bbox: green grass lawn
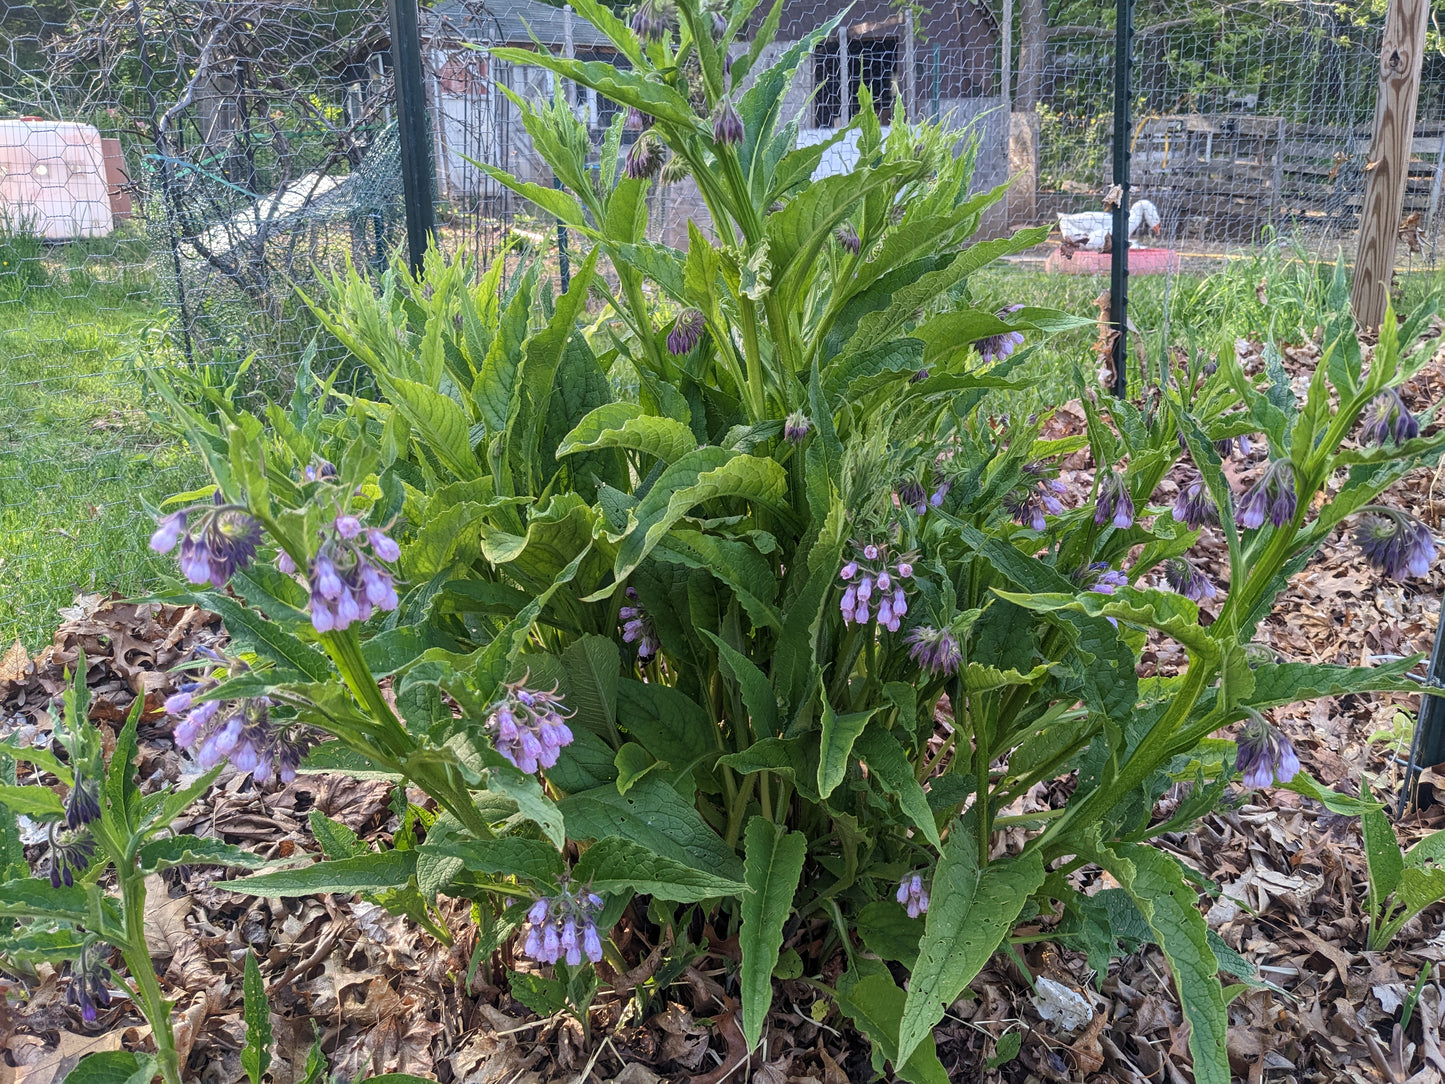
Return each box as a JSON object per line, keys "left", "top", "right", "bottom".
{"left": 0, "top": 231, "right": 203, "bottom": 648}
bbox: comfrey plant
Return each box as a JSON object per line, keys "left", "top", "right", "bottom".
{"left": 0, "top": 661, "right": 267, "bottom": 1084}
{"left": 46, "top": 9, "right": 1445, "bottom": 1082}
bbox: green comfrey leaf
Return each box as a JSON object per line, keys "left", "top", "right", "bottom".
{"left": 656, "top": 532, "right": 783, "bottom": 631}
{"left": 0, "top": 877, "right": 89, "bottom": 923}
{"left": 558, "top": 775, "right": 743, "bottom": 881}
{"left": 556, "top": 402, "right": 698, "bottom": 465}
{"left": 138, "top": 836, "right": 266, "bottom": 874}
{"left": 897, "top": 827, "right": 1044, "bottom": 1065}
{"left": 508, "top": 969, "right": 568, "bottom": 1018}
{"left": 996, "top": 586, "right": 1217, "bottom": 660}
{"left": 422, "top": 835, "right": 566, "bottom": 885}
{"left": 308, "top": 809, "right": 369, "bottom": 860}
{"left": 817, "top": 702, "right": 877, "bottom": 800}
{"left": 854, "top": 725, "right": 942, "bottom": 849}
{"left": 0, "top": 783, "right": 64, "bottom": 819}
{"left": 718, "top": 737, "right": 820, "bottom": 802}
{"left": 856, "top": 899, "right": 925, "bottom": 967}
{"left": 61, "top": 1052, "right": 157, "bottom": 1084}
{"left": 614, "top": 743, "right": 661, "bottom": 794}
{"left": 573, "top": 836, "right": 746, "bottom": 902}
{"left": 739, "top": 818, "right": 807, "bottom": 1050}
{"left": 836, "top": 970, "right": 951, "bottom": 1084}
{"left": 608, "top": 448, "right": 789, "bottom": 585}
{"left": 233, "top": 850, "right": 418, "bottom": 898}
{"left": 242, "top": 951, "right": 272, "bottom": 1084}
{"left": 560, "top": 635, "right": 621, "bottom": 743}
{"left": 1099, "top": 843, "right": 1229, "bottom": 1084}
{"left": 489, "top": 48, "right": 700, "bottom": 128}
{"left": 700, "top": 631, "right": 780, "bottom": 737}
{"left": 1361, "top": 782, "right": 1405, "bottom": 907}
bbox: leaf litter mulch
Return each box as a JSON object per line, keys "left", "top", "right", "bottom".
{"left": 2, "top": 337, "right": 1445, "bottom": 1083}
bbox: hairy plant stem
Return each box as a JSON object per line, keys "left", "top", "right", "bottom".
{"left": 724, "top": 772, "right": 758, "bottom": 850}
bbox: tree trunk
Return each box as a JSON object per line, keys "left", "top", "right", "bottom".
{"left": 1009, "top": 0, "right": 1045, "bottom": 225}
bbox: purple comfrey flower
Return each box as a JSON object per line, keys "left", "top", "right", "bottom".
{"left": 929, "top": 479, "right": 951, "bottom": 508}
{"left": 303, "top": 461, "right": 337, "bottom": 482}
{"left": 1214, "top": 434, "right": 1252, "bottom": 459}
{"left": 974, "top": 305, "right": 1026, "bottom": 363}
{"left": 487, "top": 677, "right": 575, "bottom": 774}
{"left": 521, "top": 883, "right": 606, "bottom": 967}
{"left": 712, "top": 98, "right": 743, "bottom": 146}
{"left": 276, "top": 549, "right": 298, "bottom": 576}
{"left": 619, "top": 587, "right": 660, "bottom": 662}
{"left": 66, "top": 946, "right": 112, "bottom": 1024}
{"left": 784, "top": 411, "right": 811, "bottom": 444}
{"left": 896, "top": 873, "right": 930, "bottom": 919}
{"left": 151, "top": 500, "right": 263, "bottom": 589}
{"left": 905, "top": 626, "right": 961, "bottom": 676}
{"left": 1355, "top": 509, "right": 1436, "bottom": 580}
{"left": 47, "top": 825, "right": 96, "bottom": 889}
{"left": 334, "top": 514, "right": 362, "bottom": 539}
{"left": 839, "top": 543, "right": 914, "bottom": 631}
{"left": 629, "top": 0, "right": 673, "bottom": 39}
{"left": 1236, "top": 460, "right": 1297, "bottom": 530}
{"left": 834, "top": 223, "right": 861, "bottom": 256}
{"left": 1172, "top": 476, "right": 1217, "bottom": 528}
{"left": 65, "top": 769, "right": 101, "bottom": 830}
{"left": 306, "top": 518, "right": 402, "bottom": 634}
{"left": 911, "top": 368, "right": 930, "bottom": 383}
{"left": 624, "top": 106, "right": 653, "bottom": 130}
{"left": 1234, "top": 715, "right": 1300, "bottom": 789}
{"left": 1094, "top": 470, "right": 1134, "bottom": 530}
{"left": 898, "top": 478, "right": 928, "bottom": 514}
{"left": 667, "top": 309, "right": 706, "bottom": 356}
{"left": 1361, "top": 389, "right": 1420, "bottom": 446}
{"left": 1084, "top": 563, "right": 1129, "bottom": 596}
{"left": 1005, "top": 461, "right": 1066, "bottom": 531}
{"left": 624, "top": 132, "right": 662, "bottom": 180}
{"left": 167, "top": 655, "right": 309, "bottom": 785}
{"left": 1163, "top": 557, "right": 1216, "bottom": 601}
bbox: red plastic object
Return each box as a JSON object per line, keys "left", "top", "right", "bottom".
{"left": 1044, "top": 247, "right": 1182, "bottom": 275}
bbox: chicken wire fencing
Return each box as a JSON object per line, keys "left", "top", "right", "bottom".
{"left": 0, "top": 0, "right": 1440, "bottom": 642}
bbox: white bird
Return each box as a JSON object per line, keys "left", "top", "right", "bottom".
{"left": 1056, "top": 199, "right": 1162, "bottom": 253}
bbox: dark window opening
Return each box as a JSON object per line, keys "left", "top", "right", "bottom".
{"left": 812, "top": 38, "right": 899, "bottom": 127}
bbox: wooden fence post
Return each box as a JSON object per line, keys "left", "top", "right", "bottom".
{"left": 1350, "top": 0, "right": 1429, "bottom": 330}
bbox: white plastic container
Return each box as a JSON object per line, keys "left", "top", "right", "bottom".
{"left": 0, "top": 118, "right": 115, "bottom": 240}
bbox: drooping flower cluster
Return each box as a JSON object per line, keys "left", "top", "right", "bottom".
{"left": 521, "top": 883, "right": 606, "bottom": 966}
{"left": 838, "top": 543, "right": 914, "bottom": 631}
{"left": 1214, "top": 434, "right": 1252, "bottom": 459}
{"left": 896, "top": 873, "right": 930, "bottom": 918}
{"left": 1163, "top": 557, "right": 1216, "bottom": 601}
{"left": 1361, "top": 389, "right": 1419, "bottom": 446}
{"left": 712, "top": 98, "right": 743, "bottom": 145}
{"left": 1003, "top": 461, "right": 1066, "bottom": 531}
{"left": 1236, "top": 460, "right": 1297, "bottom": 530}
{"left": 1172, "top": 476, "right": 1218, "bottom": 528}
{"left": 485, "top": 678, "right": 575, "bottom": 774}
{"left": 624, "top": 132, "right": 663, "bottom": 180}
{"left": 48, "top": 825, "right": 96, "bottom": 888}
{"left": 65, "top": 769, "right": 100, "bottom": 830}
{"left": 905, "top": 626, "right": 961, "bottom": 676}
{"left": 1234, "top": 716, "right": 1300, "bottom": 789}
{"left": 624, "top": 106, "right": 653, "bottom": 130}
{"left": 619, "top": 587, "right": 660, "bottom": 662}
{"left": 783, "top": 411, "right": 811, "bottom": 444}
{"left": 667, "top": 309, "right": 706, "bottom": 356}
{"left": 974, "top": 305, "right": 1025, "bottom": 363}
{"left": 834, "top": 222, "right": 861, "bottom": 256}
{"left": 1094, "top": 470, "right": 1134, "bottom": 530}
{"left": 897, "top": 473, "right": 949, "bottom": 515}
{"left": 1355, "top": 510, "right": 1436, "bottom": 580}
{"left": 304, "top": 514, "right": 401, "bottom": 634}
{"left": 629, "top": 0, "right": 674, "bottom": 39}
{"left": 150, "top": 497, "right": 263, "bottom": 589}
{"left": 165, "top": 656, "right": 309, "bottom": 784}
{"left": 66, "top": 945, "right": 113, "bottom": 1023}
{"left": 1083, "top": 563, "right": 1129, "bottom": 596}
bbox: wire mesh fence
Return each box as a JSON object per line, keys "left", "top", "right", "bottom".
{"left": 0, "top": 0, "right": 1442, "bottom": 643}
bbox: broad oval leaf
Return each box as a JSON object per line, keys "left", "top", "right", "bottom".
{"left": 573, "top": 836, "right": 746, "bottom": 901}
{"left": 556, "top": 403, "right": 698, "bottom": 464}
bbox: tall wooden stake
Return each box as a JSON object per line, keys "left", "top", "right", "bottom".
{"left": 1350, "top": 0, "right": 1428, "bottom": 330}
